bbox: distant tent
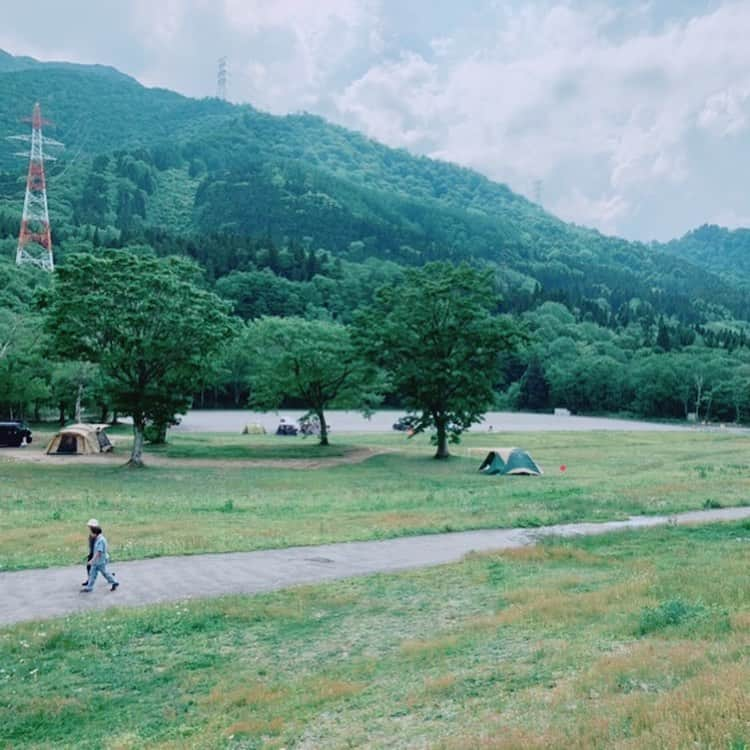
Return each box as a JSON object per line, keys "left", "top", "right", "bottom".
{"left": 478, "top": 448, "right": 542, "bottom": 476}
{"left": 45, "top": 424, "right": 113, "bottom": 455}
{"left": 242, "top": 423, "right": 267, "bottom": 435}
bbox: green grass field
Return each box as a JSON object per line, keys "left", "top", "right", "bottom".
{"left": 2, "top": 522, "right": 749, "bottom": 749}
{"left": 2, "top": 430, "right": 750, "bottom": 570}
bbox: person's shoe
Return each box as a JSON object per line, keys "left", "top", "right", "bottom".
{"left": 81, "top": 581, "right": 89, "bottom": 586}
{"left": 110, "top": 582, "right": 119, "bottom": 591}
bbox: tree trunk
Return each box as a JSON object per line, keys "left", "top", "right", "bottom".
{"left": 111, "top": 411, "right": 119, "bottom": 426}
{"left": 128, "top": 418, "right": 146, "bottom": 467}
{"left": 694, "top": 375, "right": 704, "bottom": 421}
{"left": 74, "top": 383, "right": 83, "bottom": 422}
{"left": 703, "top": 393, "right": 713, "bottom": 423}
{"left": 434, "top": 416, "right": 450, "bottom": 459}
{"left": 150, "top": 421, "right": 168, "bottom": 444}
{"left": 99, "top": 403, "right": 108, "bottom": 423}
{"left": 34, "top": 402, "right": 41, "bottom": 423}
{"left": 316, "top": 409, "right": 329, "bottom": 446}
{"left": 58, "top": 402, "right": 66, "bottom": 426}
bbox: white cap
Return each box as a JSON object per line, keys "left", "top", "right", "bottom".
{"left": 86, "top": 518, "right": 99, "bottom": 527}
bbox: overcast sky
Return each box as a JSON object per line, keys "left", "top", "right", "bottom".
{"left": 2, "top": 0, "right": 749, "bottom": 241}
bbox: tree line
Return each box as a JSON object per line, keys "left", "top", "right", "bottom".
{"left": 5, "top": 248, "right": 750, "bottom": 469}
{"left": 30, "top": 253, "right": 523, "bottom": 463}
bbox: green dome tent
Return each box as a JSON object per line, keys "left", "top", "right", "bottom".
{"left": 478, "top": 448, "right": 542, "bottom": 476}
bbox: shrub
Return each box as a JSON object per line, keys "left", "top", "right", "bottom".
{"left": 638, "top": 598, "right": 704, "bottom": 636}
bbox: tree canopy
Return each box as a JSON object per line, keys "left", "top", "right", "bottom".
{"left": 4, "top": 53, "right": 750, "bottom": 433}
{"left": 246, "top": 316, "right": 383, "bottom": 445}
{"left": 355, "top": 262, "right": 527, "bottom": 458}
{"left": 45, "top": 251, "right": 233, "bottom": 465}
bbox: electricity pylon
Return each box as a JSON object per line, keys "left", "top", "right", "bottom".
{"left": 217, "top": 57, "right": 228, "bottom": 101}
{"left": 7, "top": 103, "right": 63, "bottom": 271}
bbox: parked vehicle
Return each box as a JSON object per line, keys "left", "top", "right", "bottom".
{"left": 392, "top": 415, "right": 419, "bottom": 431}
{"left": 299, "top": 416, "right": 321, "bottom": 436}
{"left": 0, "top": 421, "right": 33, "bottom": 447}
{"left": 276, "top": 422, "right": 298, "bottom": 436}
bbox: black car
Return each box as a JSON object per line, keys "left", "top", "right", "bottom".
{"left": 0, "top": 421, "right": 33, "bottom": 447}
{"left": 392, "top": 415, "right": 419, "bottom": 431}
{"left": 276, "top": 423, "right": 299, "bottom": 436}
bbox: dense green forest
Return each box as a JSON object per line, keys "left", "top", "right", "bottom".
{"left": 2, "top": 49, "right": 750, "bottom": 425}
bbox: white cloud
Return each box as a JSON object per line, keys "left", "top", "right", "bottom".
{"left": 429, "top": 37, "right": 454, "bottom": 58}
{"left": 698, "top": 87, "right": 750, "bottom": 136}
{"left": 336, "top": 52, "right": 441, "bottom": 148}
{"left": 130, "top": 0, "right": 192, "bottom": 48}
{"left": 2, "top": 0, "right": 749, "bottom": 240}
{"left": 219, "top": 0, "right": 380, "bottom": 110}
{"left": 708, "top": 207, "right": 750, "bottom": 230}
{"left": 553, "top": 189, "right": 631, "bottom": 236}
{"left": 332, "top": 1, "right": 750, "bottom": 239}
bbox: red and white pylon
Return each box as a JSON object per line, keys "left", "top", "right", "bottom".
{"left": 8, "top": 103, "right": 63, "bottom": 271}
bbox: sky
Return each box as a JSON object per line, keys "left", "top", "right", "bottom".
{"left": 1, "top": 0, "right": 749, "bottom": 242}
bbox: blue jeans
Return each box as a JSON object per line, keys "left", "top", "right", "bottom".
{"left": 85, "top": 563, "right": 117, "bottom": 591}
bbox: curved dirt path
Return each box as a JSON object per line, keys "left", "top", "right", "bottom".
{"left": 2, "top": 506, "right": 749, "bottom": 627}
{"left": 0, "top": 446, "right": 388, "bottom": 470}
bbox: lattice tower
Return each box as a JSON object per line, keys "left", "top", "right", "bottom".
{"left": 7, "top": 103, "right": 63, "bottom": 271}
{"left": 217, "top": 57, "right": 228, "bottom": 101}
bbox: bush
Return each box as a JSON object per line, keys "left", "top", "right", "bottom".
{"left": 638, "top": 598, "right": 704, "bottom": 636}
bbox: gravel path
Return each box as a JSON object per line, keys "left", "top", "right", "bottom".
{"left": 0, "top": 446, "right": 386, "bottom": 469}
{"left": 2, "top": 506, "right": 749, "bottom": 627}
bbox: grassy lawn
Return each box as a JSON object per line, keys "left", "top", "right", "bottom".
{"left": 144, "top": 432, "right": 356, "bottom": 460}
{"left": 2, "top": 430, "right": 750, "bottom": 570}
{"left": 2, "top": 521, "right": 749, "bottom": 748}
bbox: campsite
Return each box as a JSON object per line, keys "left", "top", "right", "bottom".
{"left": 44, "top": 423, "right": 113, "bottom": 455}
{"left": 2, "top": 5, "right": 750, "bottom": 745}
{"left": 2, "top": 424, "right": 750, "bottom": 747}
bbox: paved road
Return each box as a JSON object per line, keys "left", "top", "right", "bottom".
{"left": 2, "top": 506, "right": 750, "bottom": 627}
{"left": 174, "top": 409, "right": 710, "bottom": 434}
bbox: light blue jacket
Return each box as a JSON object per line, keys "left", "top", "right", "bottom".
{"left": 91, "top": 534, "right": 110, "bottom": 566}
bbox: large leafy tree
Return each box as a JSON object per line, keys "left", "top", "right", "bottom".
{"left": 0, "top": 256, "right": 51, "bottom": 420}
{"left": 355, "top": 262, "right": 526, "bottom": 459}
{"left": 45, "top": 251, "right": 233, "bottom": 466}
{"left": 246, "top": 316, "right": 383, "bottom": 446}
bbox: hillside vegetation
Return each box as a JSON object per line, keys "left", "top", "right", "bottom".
{"left": 2, "top": 50, "right": 750, "bottom": 422}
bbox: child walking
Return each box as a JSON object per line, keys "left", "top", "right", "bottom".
{"left": 83, "top": 519, "right": 97, "bottom": 585}
{"left": 81, "top": 521, "right": 119, "bottom": 592}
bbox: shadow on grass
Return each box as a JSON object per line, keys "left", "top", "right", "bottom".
{"left": 144, "top": 437, "right": 357, "bottom": 461}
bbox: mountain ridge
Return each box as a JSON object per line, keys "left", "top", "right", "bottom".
{"left": 0, "top": 47, "right": 135, "bottom": 83}
{"left": 1, "top": 49, "right": 748, "bottom": 327}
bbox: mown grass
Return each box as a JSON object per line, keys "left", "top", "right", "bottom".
{"left": 2, "top": 430, "right": 750, "bottom": 570}
{"left": 2, "top": 522, "right": 749, "bottom": 748}
{"left": 144, "top": 433, "right": 355, "bottom": 460}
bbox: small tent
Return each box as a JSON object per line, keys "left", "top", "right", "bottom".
{"left": 46, "top": 424, "right": 113, "bottom": 455}
{"left": 242, "top": 423, "right": 267, "bottom": 435}
{"left": 478, "top": 448, "right": 542, "bottom": 476}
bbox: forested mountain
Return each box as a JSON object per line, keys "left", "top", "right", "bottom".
{"left": 661, "top": 225, "right": 750, "bottom": 286}
{"left": 2, "top": 49, "right": 750, "bottom": 422}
